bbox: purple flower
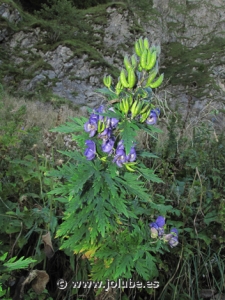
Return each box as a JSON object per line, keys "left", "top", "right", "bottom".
{"left": 89, "top": 113, "right": 99, "bottom": 123}
{"left": 168, "top": 228, "right": 179, "bottom": 248}
{"left": 113, "top": 149, "right": 127, "bottom": 167}
{"left": 158, "top": 227, "right": 165, "bottom": 237}
{"left": 94, "top": 105, "right": 105, "bottom": 121}
{"left": 170, "top": 228, "right": 178, "bottom": 237}
{"left": 94, "top": 105, "right": 105, "bottom": 114}
{"left": 84, "top": 140, "right": 96, "bottom": 160}
{"left": 101, "top": 137, "right": 115, "bottom": 154}
{"left": 116, "top": 140, "right": 125, "bottom": 151}
{"left": 156, "top": 216, "right": 165, "bottom": 227}
{"left": 84, "top": 120, "right": 98, "bottom": 137}
{"left": 106, "top": 107, "right": 119, "bottom": 129}
{"left": 150, "top": 222, "right": 159, "bottom": 230}
{"left": 110, "top": 117, "right": 119, "bottom": 128}
{"left": 126, "top": 147, "right": 136, "bottom": 162}
{"left": 84, "top": 112, "right": 99, "bottom": 137}
{"left": 98, "top": 128, "right": 112, "bottom": 141}
{"left": 168, "top": 236, "right": 179, "bottom": 248}
{"left": 150, "top": 216, "right": 165, "bottom": 237}
{"left": 150, "top": 216, "right": 165, "bottom": 229}
{"left": 146, "top": 111, "right": 158, "bottom": 125}
{"left": 146, "top": 109, "right": 160, "bottom": 125}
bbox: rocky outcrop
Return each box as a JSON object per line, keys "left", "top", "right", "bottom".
{"left": 0, "top": 2, "right": 21, "bottom": 41}
{"left": 0, "top": 2, "right": 21, "bottom": 24}
{"left": 0, "top": 0, "right": 224, "bottom": 125}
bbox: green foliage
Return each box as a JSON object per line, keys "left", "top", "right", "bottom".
{"left": 47, "top": 38, "right": 175, "bottom": 287}
{"left": 0, "top": 244, "right": 36, "bottom": 298}
{"left": 35, "top": 0, "right": 78, "bottom": 25}
{"left": 18, "top": 0, "right": 109, "bottom": 11}
{"left": 1, "top": 254, "right": 36, "bottom": 272}
{"left": 0, "top": 12, "right": 225, "bottom": 296}
{"left": 71, "top": 0, "right": 109, "bottom": 9}
{"left": 0, "top": 95, "right": 26, "bottom": 152}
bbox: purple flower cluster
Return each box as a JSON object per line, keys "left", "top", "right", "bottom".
{"left": 164, "top": 228, "right": 179, "bottom": 248}
{"left": 113, "top": 140, "right": 137, "bottom": 167}
{"left": 84, "top": 106, "right": 137, "bottom": 167}
{"left": 149, "top": 216, "right": 179, "bottom": 248}
{"left": 150, "top": 216, "right": 165, "bottom": 238}
{"left": 146, "top": 108, "right": 160, "bottom": 125}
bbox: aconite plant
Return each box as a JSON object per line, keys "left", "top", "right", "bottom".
{"left": 48, "top": 37, "right": 178, "bottom": 286}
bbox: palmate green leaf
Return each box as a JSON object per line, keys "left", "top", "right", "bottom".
{"left": 91, "top": 167, "right": 103, "bottom": 196}
{"left": 93, "top": 177, "right": 102, "bottom": 196}
{"left": 48, "top": 161, "right": 95, "bottom": 198}
{"left": 94, "top": 173, "right": 131, "bottom": 218}
{"left": 119, "top": 120, "right": 139, "bottom": 154}
{"left": 57, "top": 185, "right": 115, "bottom": 243}
{"left": 3, "top": 256, "right": 36, "bottom": 271}
{"left": 48, "top": 186, "right": 68, "bottom": 196}
{"left": 90, "top": 226, "right": 158, "bottom": 282}
{"left": 133, "top": 248, "right": 145, "bottom": 262}
{"left": 106, "top": 163, "right": 118, "bottom": 179}
{"left": 94, "top": 198, "right": 111, "bottom": 238}
{"left": 57, "top": 150, "right": 87, "bottom": 163}
{"left": 0, "top": 252, "right": 8, "bottom": 262}
{"left": 69, "top": 167, "right": 95, "bottom": 195}
{"left": 145, "top": 252, "right": 158, "bottom": 278}
{"left": 150, "top": 202, "right": 175, "bottom": 215}
{"left": 56, "top": 201, "right": 96, "bottom": 238}
{"left": 58, "top": 225, "right": 88, "bottom": 251}
{"left": 138, "top": 166, "right": 163, "bottom": 183}
{"left": 139, "top": 151, "right": 159, "bottom": 158}
{"left": 115, "top": 172, "right": 150, "bottom": 202}
{"left": 103, "top": 172, "right": 118, "bottom": 198}
{"left": 110, "top": 254, "right": 134, "bottom": 279}
{"left": 47, "top": 155, "right": 87, "bottom": 190}
{"left": 50, "top": 116, "right": 88, "bottom": 133}
{"left": 135, "top": 259, "right": 151, "bottom": 280}
{"left": 109, "top": 195, "right": 131, "bottom": 218}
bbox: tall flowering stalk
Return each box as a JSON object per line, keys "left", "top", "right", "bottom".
{"left": 48, "top": 37, "right": 179, "bottom": 284}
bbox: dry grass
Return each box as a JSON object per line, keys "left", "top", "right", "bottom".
{"left": 2, "top": 94, "right": 85, "bottom": 131}
{"left": 1, "top": 93, "right": 87, "bottom": 160}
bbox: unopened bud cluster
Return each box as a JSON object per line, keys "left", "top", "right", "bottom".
{"left": 103, "top": 37, "right": 163, "bottom": 125}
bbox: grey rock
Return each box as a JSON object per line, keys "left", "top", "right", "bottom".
{"left": 42, "top": 70, "right": 56, "bottom": 80}
{"left": 0, "top": 28, "right": 8, "bottom": 42}
{"left": 0, "top": 3, "right": 21, "bottom": 24}
{"left": 9, "top": 31, "right": 38, "bottom": 49}
{"left": 27, "top": 74, "right": 46, "bottom": 91}
{"left": 1, "top": 0, "right": 225, "bottom": 119}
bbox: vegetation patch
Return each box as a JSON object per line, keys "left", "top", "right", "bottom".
{"left": 163, "top": 37, "right": 225, "bottom": 96}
